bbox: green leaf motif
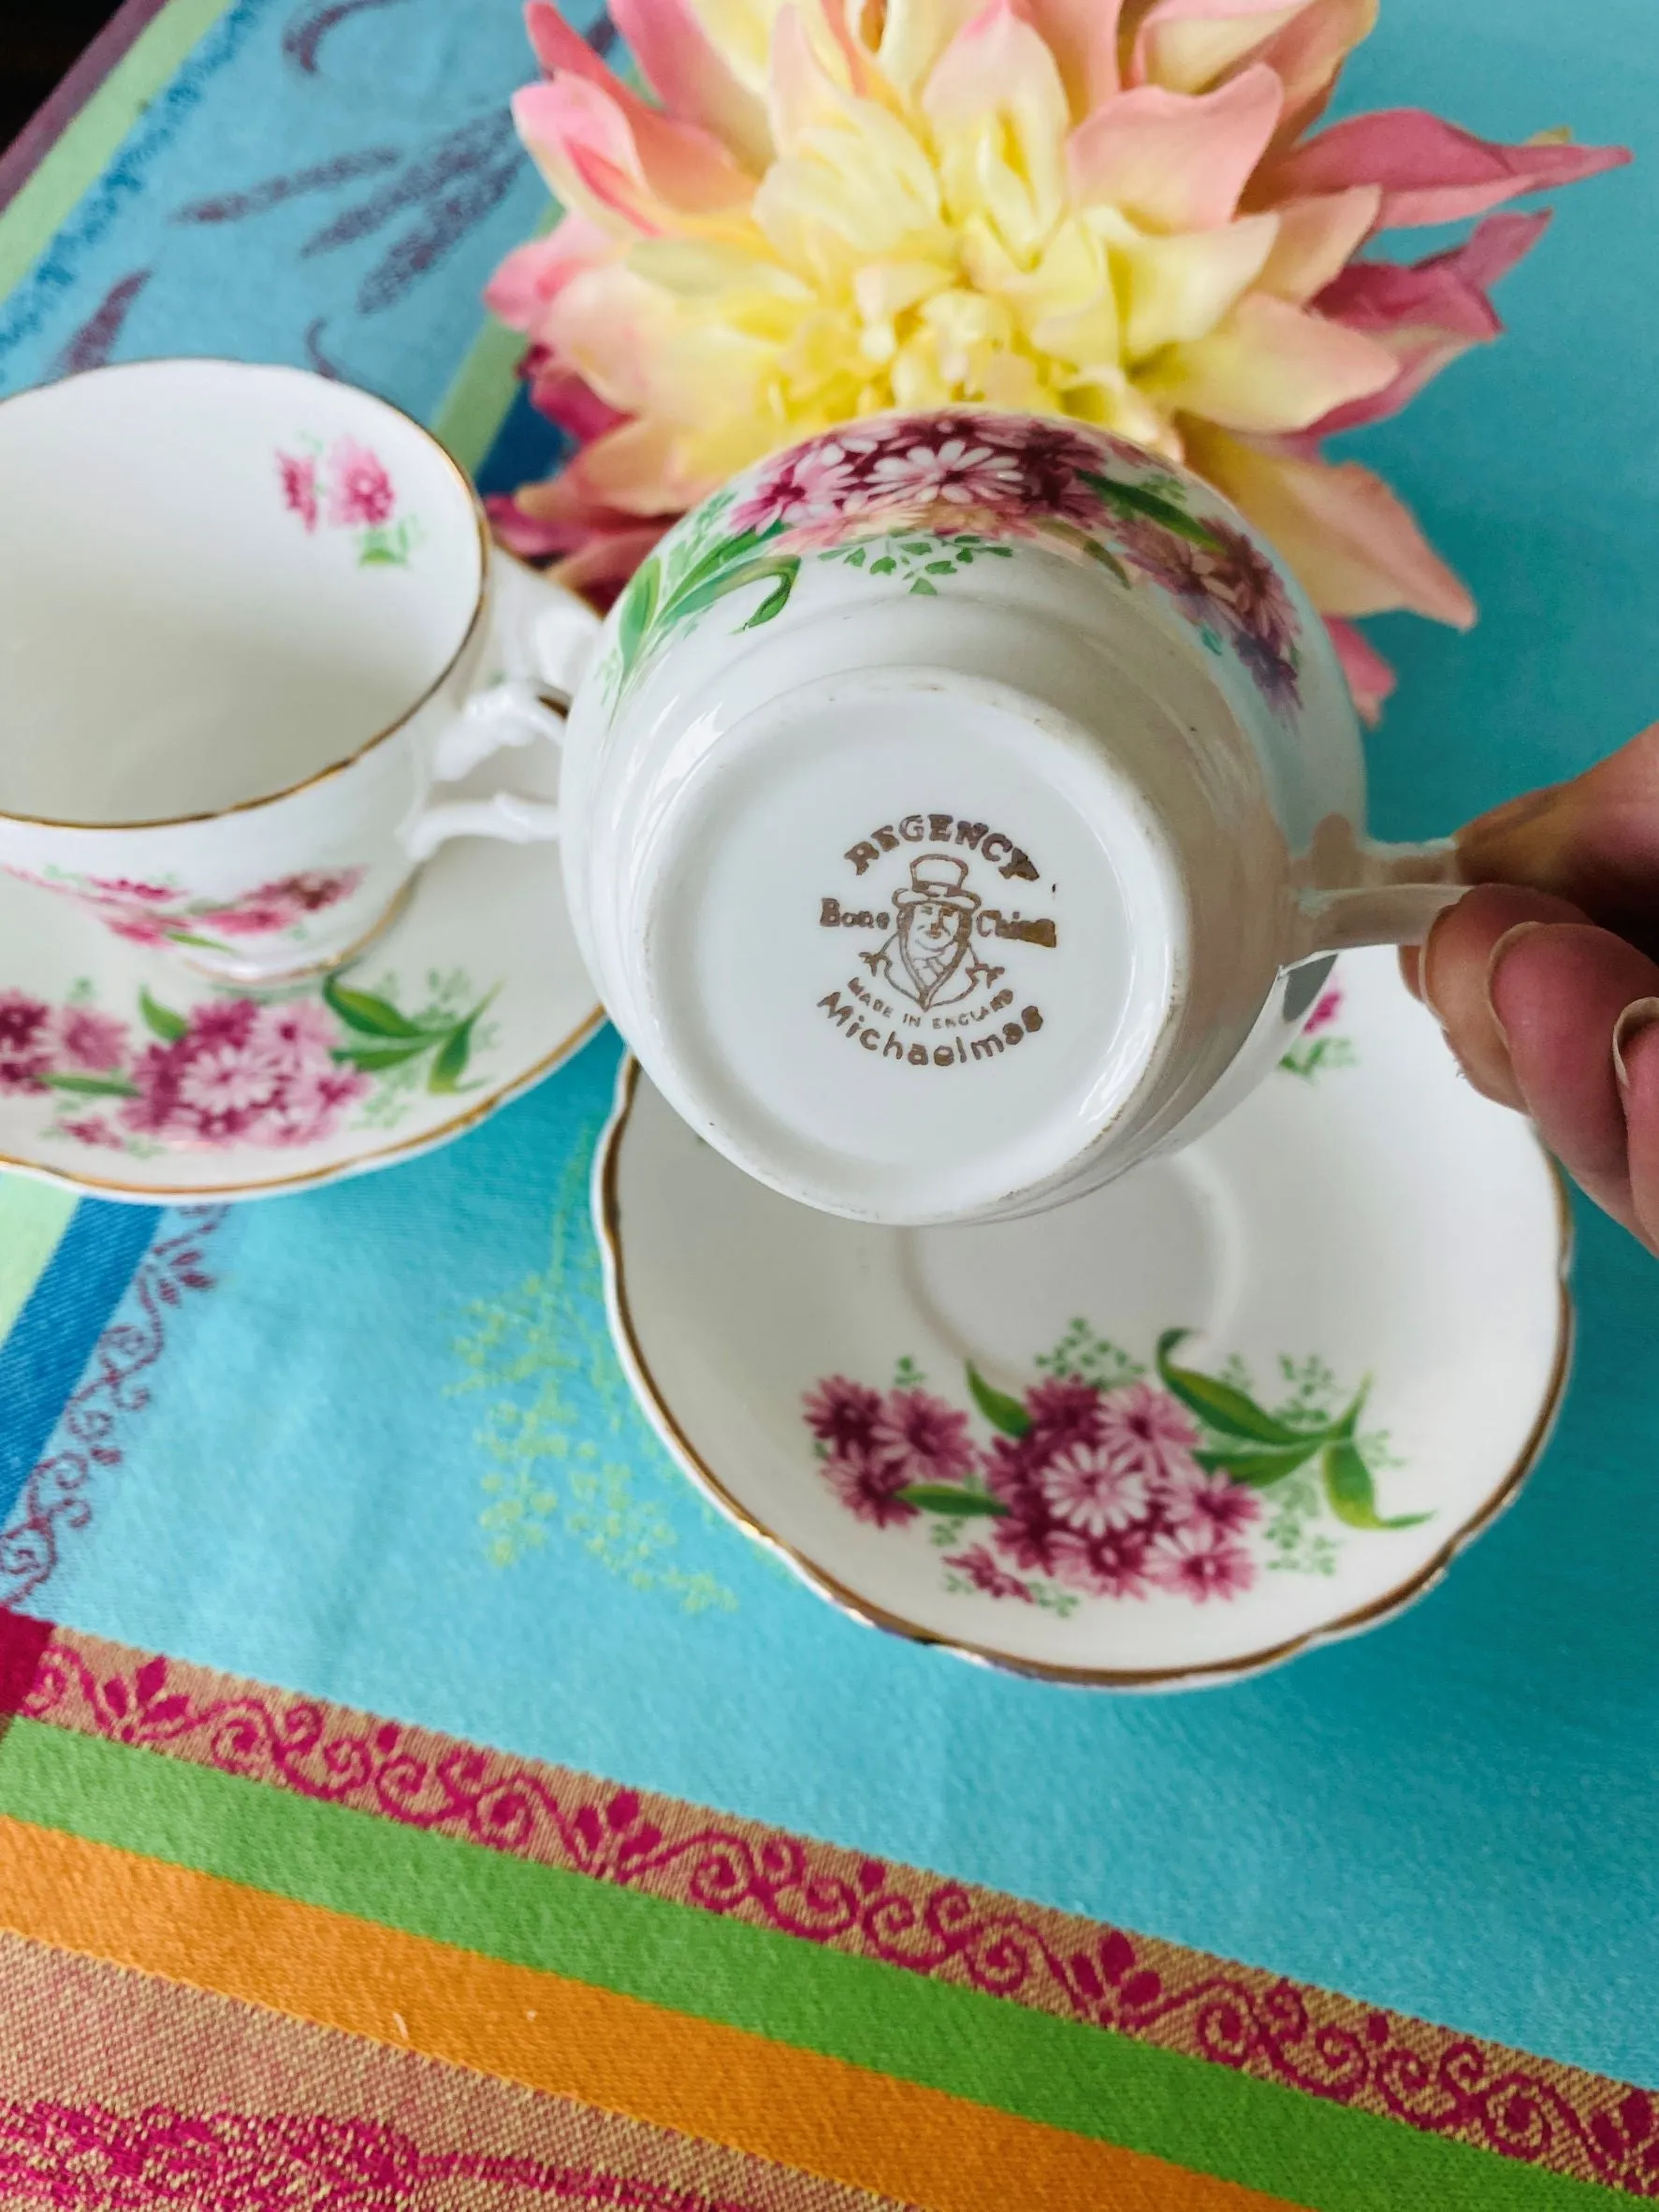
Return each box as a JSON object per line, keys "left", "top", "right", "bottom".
{"left": 671, "top": 553, "right": 799, "bottom": 631}
{"left": 898, "top": 1485, "right": 1009, "bottom": 1518}
{"left": 1195, "top": 1435, "right": 1326, "bottom": 1487}
{"left": 43, "top": 1072, "right": 139, "bottom": 1098}
{"left": 738, "top": 561, "right": 799, "bottom": 630}
{"left": 1084, "top": 541, "right": 1130, "bottom": 586}
{"left": 869, "top": 556, "right": 896, "bottom": 575}
{"left": 909, "top": 577, "right": 938, "bottom": 596}
{"left": 162, "top": 930, "right": 231, "bottom": 952}
{"left": 138, "top": 988, "right": 187, "bottom": 1042}
{"left": 331, "top": 1040, "right": 434, "bottom": 1072}
{"left": 323, "top": 975, "right": 426, "bottom": 1038}
{"left": 1087, "top": 473, "right": 1219, "bottom": 547}
{"left": 615, "top": 553, "right": 661, "bottom": 679}
{"left": 1156, "top": 1330, "right": 1305, "bottom": 1445}
{"left": 966, "top": 1363, "right": 1032, "bottom": 1438}
{"left": 1322, "top": 1436, "right": 1430, "bottom": 1531}
{"left": 428, "top": 1012, "right": 482, "bottom": 1094}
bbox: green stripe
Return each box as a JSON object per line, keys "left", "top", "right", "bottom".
{"left": 431, "top": 313, "right": 528, "bottom": 473}
{"left": 0, "top": 1721, "right": 1620, "bottom": 2210}
{"left": 429, "top": 204, "right": 556, "bottom": 466}
{"left": 0, "top": 1179, "right": 77, "bottom": 1340}
{"left": 0, "top": 0, "right": 239, "bottom": 300}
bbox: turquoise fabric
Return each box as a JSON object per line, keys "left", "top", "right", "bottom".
{"left": 6, "top": 0, "right": 1659, "bottom": 2089}
{"left": 0, "top": 0, "right": 574, "bottom": 414}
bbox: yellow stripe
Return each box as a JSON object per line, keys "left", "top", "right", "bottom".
{"left": 0, "top": 1815, "right": 1305, "bottom": 2212}
{"left": 0, "top": 1178, "right": 77, "bottom": 1339}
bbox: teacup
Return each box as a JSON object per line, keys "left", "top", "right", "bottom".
{"left": 0, "top": 359, "right": 593, "bottom": 983}
{"left": 554, "top": 409, "right": 1464, "bottom": 1228}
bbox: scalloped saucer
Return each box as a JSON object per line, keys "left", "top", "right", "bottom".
{"left": 596, "top": 949, "right": 1571, "bottom": 1688}
{"left": 0, "top": 738, "right": 601, "bottom": 1202}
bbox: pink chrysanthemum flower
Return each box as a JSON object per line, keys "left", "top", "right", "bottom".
{"left": 485, "top": 0, "right": 1626, "bottom": 706}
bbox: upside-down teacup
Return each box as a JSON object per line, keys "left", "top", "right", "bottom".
{"left": 552, "top": 407, "right": 1463, "bottom": 1227}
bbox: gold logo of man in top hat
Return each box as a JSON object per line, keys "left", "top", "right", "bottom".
{"left": 863, "top": 852, "right": 993, "bottom": 1011}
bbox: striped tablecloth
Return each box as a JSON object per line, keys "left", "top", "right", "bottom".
{"left": 3, "top": 2, "right": 1659, "bottom": 2205}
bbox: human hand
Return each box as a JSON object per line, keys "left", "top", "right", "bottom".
{"left": 1402, "top": 723, "right": 1659, "bottom": 1253}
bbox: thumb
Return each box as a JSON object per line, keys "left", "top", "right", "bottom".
{"left": 1456, "top": 721, "right": 1659, "bottom": 963}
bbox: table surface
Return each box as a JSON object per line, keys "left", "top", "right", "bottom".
{"left": 2, "top": 2, "right": 1659, "bottom": 2206}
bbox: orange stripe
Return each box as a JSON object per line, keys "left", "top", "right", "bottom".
{"left": 0, "top": 1816, "right": 1301, "bottom": 2212}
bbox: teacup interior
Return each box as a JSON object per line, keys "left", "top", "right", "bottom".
{"left": 0, "top": 360, "right": 483, "bottom": 824}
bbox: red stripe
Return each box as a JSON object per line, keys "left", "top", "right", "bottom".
{"left": 0, "top": 1613, "right": 54, "bottom": 1718}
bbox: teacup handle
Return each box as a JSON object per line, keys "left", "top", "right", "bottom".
{"left": 1293, "top": 833, "right": 1465, "bottom": 953}
{"left": 402, "top": 560, "right": 601, "bottom": 865}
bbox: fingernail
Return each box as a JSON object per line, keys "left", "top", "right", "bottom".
{"left": 1483, "top": 922, "right": 1544, "bottom": 1047}
{"left": 1418, "top": 905, "right": 1459, "bottom": 1028}
{"left": 1613, "top": 997, "right": 1659, "bottom": 1097}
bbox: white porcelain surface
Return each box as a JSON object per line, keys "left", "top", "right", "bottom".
{"left": 597, "top": 949, "right": 1569, "bottom": 1688}
{"left": 0, "top": 732, "right": 601, "bottom": 1201}
{"left": 559, "top": 411, "right": 1459, "bottom": 1227}
{"left": 0, "top": 361, "right": 598, "bottom": 985}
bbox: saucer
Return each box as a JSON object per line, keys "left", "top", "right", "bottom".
{"left": 596, "top": 949, "right": 1571, "bottom": 1688}
{"left": 0, "top": 742, "right": 601, "bottom": 1201}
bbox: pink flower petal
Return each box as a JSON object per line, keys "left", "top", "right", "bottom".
{"left": 487, "top": 492, "right": 578, "bottom": 559}
{"left": 1256, "top": 185, "right": 1380, "bottom": 302}
{"left": 1143, "top": 291, "right": 1396, "bottom": 432}
{"left": 923, "top": 0, "right": 1070, "bottom": 225}
{"left": 513, "top": 78, "right": 660, "bottom": 236}
{"left": 1252, "top": 0, "right": 1375, "bottom": 148}
{"left": 1129, "top": 0, "right": 1308, "bottom": 96}
{"left": 483, "top": 216, "right": 618, "bottom": 329}
{"left": 609, "top": 0, "right": 773, "bottom": 170}
{"left": 1020, "top": 0, "right": 1125, "bottom": 115}
{"left": 1318, "top": 205, "right": 1547, "bottom": 336}
{"left": 1190, "top": 425, "right": 1476, "bottom": 626}
{"left": 1265, "top": 109, "right": 1630, "bottom": 229}
{"left": 1325, "top": 617, "right": 1395, "bottom": 723}
{"left": 524, "top": 351, "right": 629, "bottom": 442}
{"left": 1308, "top": 208, "right": 1548, "bottom": 433}
{"left": 522, "top": 2, "right": 754, "bottom": 212}
{"left": 1067, "top": 65, "right": 1283, "bottom": 232}
{"left": 924, "top": 0, "right": 1068, "bottom": 138}
{"left": 766, "top": 5, "right": 848, "bottom": 155}
{"left": 560, "top": 407, "right": 718, "bottom": 515}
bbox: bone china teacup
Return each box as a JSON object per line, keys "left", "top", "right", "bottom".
{"left": 0, "top": 359, "right": 594, "bottom": 983}
{"left": 554, "top": 409, "right": 1465, "bottom": 1228}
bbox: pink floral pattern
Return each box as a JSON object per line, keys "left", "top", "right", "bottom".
{"left": 278, "top": 450, "right": 318, "bottom": 531}
{"left": 123, "top": 997, "right": 370, "bottom": 1148}
{"left": 6, "top": 864, "right": 363, "bottom": 955}
{"left": 607, "top": 413, "right": 1303, "bottom": 716}
{"left": 7, "top": 1615, "right": 1656, "bottom": 2197}
{"left": 277, "top": 433, "right": 414, "bottom": 564}
{"left": 0, "top": 968, "right": 497, "bottom": 1157}
{"left": 0, "top": 2098, "right": 758, "bottom": 2212}
{"left": 1279, "top": 980, "right": 1359, "bottom": 1082}
{"left": 807, "top": 1328, "right": 1427, "bottom": 1610}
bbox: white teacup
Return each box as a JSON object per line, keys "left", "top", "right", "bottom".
{"left": 556, "top": 409, "right": 1464, "bottom": 1228}
{"left": 0, "top": 359, "right": 593, "bottom": 983}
